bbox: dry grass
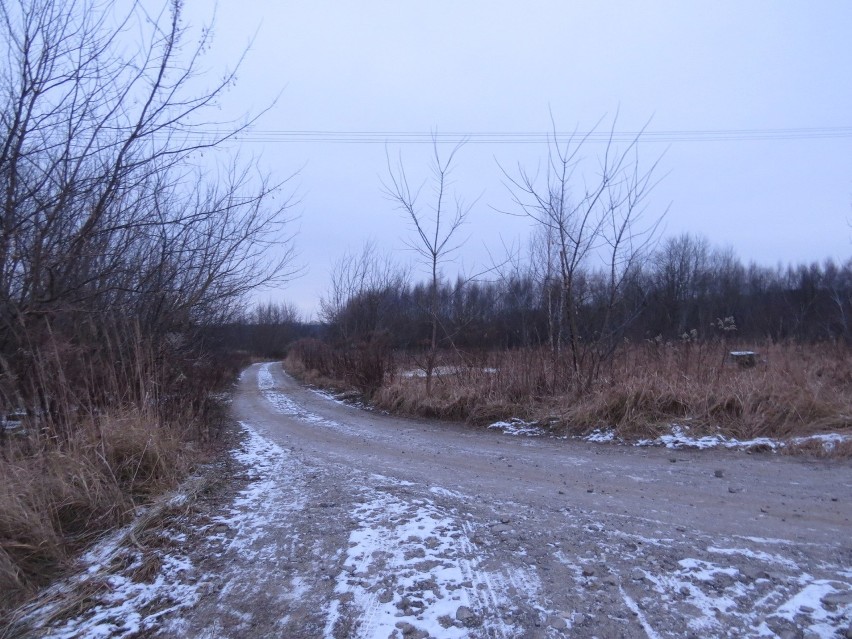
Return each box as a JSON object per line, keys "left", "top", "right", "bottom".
{"left": 567, "top": 341, "right": 851, "bottom": 441}
{"left": 0, "top": 410, "right": 192, "bottom": 610}
{"left": 0, "top": 338, "right": 242, "bottom": 616}
{"left": 291, "top": 341, "right": 851, "bottom": 447}
{"left": 282, "top": 353, "right": 342, "bottom": 391}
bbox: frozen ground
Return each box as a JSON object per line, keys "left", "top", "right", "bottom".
{"left": 10, "top": 362, "right": 852, "bottom": 638}
{"left": 488, "top": 418, "right": 851, "bottom": 455}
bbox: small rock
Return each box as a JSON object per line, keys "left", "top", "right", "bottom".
{"left": 586, "top": 487, "right": 594, "bottom": 493}
{"left": 582, "top": 566, "right": 596, "bottom": 577}
{"left": 714, "top": 469, "right": 725, "bottom": 478}
{"left": 798, "top": 605, "right": 815, "bottom": 614}
{"left": 631, "top": 568, "right": 645, "bottom": 581}
{"left": 396, "top": 621, "right": 429, "bottom": 639}
{"left": 821, "top": 590, "right": 852, "bottom": 607}
{"left": 764, "top": 615, "right": 805, "bottom": 639}
{"left": 456, "top": 605, "right": 481, "bottom": 628}
{"left": 742, "top": 566, "right": 770, "bottom": 582}
{"left": 728, "top": 485, "right": 744, "bottom": 494}
{"left": 679, "top": 585, "right": 690, "bottom": 596}
{"left": 456, "top": 606, "right": 474, "bottom": 620}
{"left": 437, "top": 615, "right": 455, "bottom": 629}
{"left": 547, "top": 615, "right": 567, "bottom": 630}
{"left": 669, "top": 457, "right": 677, "bottom": 463}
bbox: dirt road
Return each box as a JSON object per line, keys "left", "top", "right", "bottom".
{"left": 18, "top": 362, "right": 852, "bottom": 639}
{"left": 163, "top": 362, "right": 850, "bottom": 639}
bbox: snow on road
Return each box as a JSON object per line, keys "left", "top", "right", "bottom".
{"left": 258, "top": 362, "right": 363, "bottom": 437}
{"left": 10, "top": 418, "right": 305, "bottom": 639}
{"left": 10, "top": 362, "right": 852, "bottom": 639}
{"left": 581, "top": 425, "right": 851, "bottom": 453}
{"left": 324, "top": 478, "right": 542, "bottom": 638}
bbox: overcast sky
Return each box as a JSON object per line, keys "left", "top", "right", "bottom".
{"left": 181, "top": 1, "right": 852, "bottom": 318}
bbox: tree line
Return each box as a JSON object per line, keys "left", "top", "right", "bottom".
{"left": 319, "top": 233, "right": 852, "bottom": 352}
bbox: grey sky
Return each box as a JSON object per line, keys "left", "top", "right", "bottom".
{"left": 183, "top": 1, "right": 852, "bottom": 317}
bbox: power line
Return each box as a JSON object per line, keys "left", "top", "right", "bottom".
{"left": 192, "top": 126, "right": 852, "bottom": 144}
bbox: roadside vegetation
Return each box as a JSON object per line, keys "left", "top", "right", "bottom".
{"left": 0, "top": 0, "right": 294, "bottom": 614}
{"left": 3, "top": 0, "right": 849, "bottom": 623}
{"left": 285, "top": 130, "right": 852, "bottom": 450}
{"left": 285, "top": 249, "right": 852, "bottom": 451}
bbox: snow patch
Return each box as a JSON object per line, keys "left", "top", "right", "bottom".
{"left": 400, "top": 366, "right": 460, "bottom": 378}
{"left": 790, "top": 432, "right": 851, "bottom": 451}
{"left": 756, "top": 577, "right": 852, "bottom": 639}
{"left": 488, "top": 418, "right": 545, "bottom": 437}
{"left": 635, "top": 424, "right": 780, "bottom": 451}
{"left": 324, "top": 486, "right": 535, "bottom": 639}
{"left": 707, "top": 545, "right": 799, "bottom": 570}
{"left": 370, "top": 473, "right": 415, "bottom": 487}
{"left": 400, "top": 366, "right": 497, "bottom": 378}
{"left": 430, "top": 486, "right": 467, "bottom": 500}
{"left": 641, "top": 557, "right": 745, "bottom": 632}
{"left": 257, "top": 363, "right": 354, "bottom": 433}
{"left": 579, "top": 424, "right": 850, "bottom": 454}
{"left": 20, "top": 419, "right": 307, "bottom": 639}
{"left": 209, "top": 421, "right": 306, "bottom": 561}
{"left": 618, "top": 585, "right": 663, "bottom": 639}
{"left": 308, "top": 387, "right": 370, "bottom": 410}
{"left": 584, "top": 428, "right": 617, "bottom": 443}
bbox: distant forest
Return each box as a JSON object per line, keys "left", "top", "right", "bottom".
{"left": 221, "top": 232, "right": 852, "bottom": 357}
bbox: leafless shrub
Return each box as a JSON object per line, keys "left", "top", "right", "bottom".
{"left": 499, "top": 114, "right": 665, "bottom": 390}
{"left": 297, "top": 341, "right": 850, "bottom": 451}
{"left": 0, "top": 0, "right": 295, "bottom": 611}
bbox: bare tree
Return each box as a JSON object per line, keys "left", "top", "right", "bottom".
{"left": 383, "top": 136, "right": 473, "bottom": 395}
{"left": 0, "top": 0, "right": 298, "bottom": 427}
{"left": 320, "top": 240, "right": 408, "bottom": 343}
{"left": 501, "top": 115, "right": 664, "bottom": 388}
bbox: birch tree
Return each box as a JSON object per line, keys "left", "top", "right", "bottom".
{"left": 384, "top": 137, "right": 472, "bottom": 395}
{"left": 501, "top": 116, "right": 664, "bottom": 388}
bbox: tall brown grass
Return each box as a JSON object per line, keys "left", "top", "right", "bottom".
{"left": 0, "top": 412, "right": 181, "bottom": 599}
{"left": 291, "top": 341, "right": 851, "bottom": 442}
{"left": 0, "top": 328, "right": 242, "bottom": 614}
{"left": 568, "top": 340, "right": 851, "bottom": 440}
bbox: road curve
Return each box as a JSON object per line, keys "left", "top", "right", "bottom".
{"left": 242, "top": 363, "right": 850, "bottom": 546}
{"left": 188, "top": 362, "right": 852, "bottom": 638}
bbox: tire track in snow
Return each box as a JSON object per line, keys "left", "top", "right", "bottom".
{"left": 324, "top": 478, "right": 545, "bottom": 639}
